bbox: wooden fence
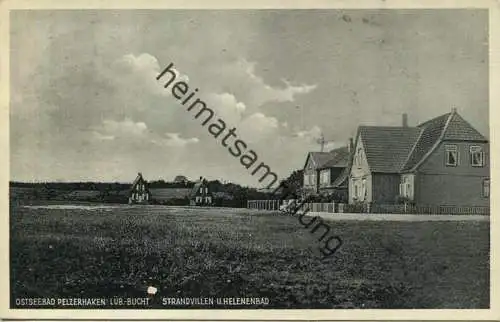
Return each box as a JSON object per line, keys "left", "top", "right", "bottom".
{"left": 247, "top": 200, "right": 490, "bottom": 215}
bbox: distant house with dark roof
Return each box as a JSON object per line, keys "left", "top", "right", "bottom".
{"left": 129, "top": 172, "right": 151, "bottom": 204}
{"left": 349, "top": 110, "right": 490, "bottom": 207}
{"left": 189, "top": 177, "right": 213, "bottom": 206}
{"left": 303, "top": 142, "right": 353, "bottom": 198}
{"left": 173, "top": 175, "right": 189, "bottom": 184}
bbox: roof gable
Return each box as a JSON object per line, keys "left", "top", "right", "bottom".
{"left": 402, "top": 113, "right": 450, "bottom": 171}
{"left": 442, "top": 112, "right": 487, "bottom": 141}
{"left": 319, "top": 147, "right": 350, "bottom": 169}
{"left": 189, "top": 178, "right": 211, "bottom": 198}
{"left": 303, "top": 152, "right": 332, "bottom": 170}
{"left": 359, "top": 126, "right": 421, "bottom": 173}
{"left": 402, "top": 110, "right": 487, "bottom": 171}
{"left": 130, "top": 173, "right": 148, "bottom": 192}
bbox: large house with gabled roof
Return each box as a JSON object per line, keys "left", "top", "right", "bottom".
{"left": 349, "top": 109, "right": 490, "bottom": 207}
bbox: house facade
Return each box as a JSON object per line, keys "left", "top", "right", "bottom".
{"left": 189, "top": 177, "right": 213, "bottom": 206}
{"left": 303, "top": 144, "right": 352, "bottom": 199}
{"left": 348, "top": 110, "right": 490, "bottom": 207}
{"left": 129, "top": 172, "right": 151, "bottom": 204}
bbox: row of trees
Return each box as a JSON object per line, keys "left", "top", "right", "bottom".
{"left": 9, "top": 169, "right": 307, "bottom": 206}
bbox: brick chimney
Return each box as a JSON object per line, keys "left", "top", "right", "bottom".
{"left": 402, "top": 113, "right": 408, "bottom": 127}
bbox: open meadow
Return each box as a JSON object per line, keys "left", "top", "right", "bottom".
{"left": 10, "top": 202, "right": 489, "bottom": 309}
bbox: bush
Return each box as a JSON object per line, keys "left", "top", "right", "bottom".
{"left": 395, "top": 195, "right": 415, "bottom": 206}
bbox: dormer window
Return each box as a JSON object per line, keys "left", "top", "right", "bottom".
{"left": 470, "top": 146, "right": 484, "bottom": 167}
{"left": 445, "top": 145, "right": 458, "bottom": 167}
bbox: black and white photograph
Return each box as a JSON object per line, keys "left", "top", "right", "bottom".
{"left": 2, "top": 1, "right": 499, "bottom": 320}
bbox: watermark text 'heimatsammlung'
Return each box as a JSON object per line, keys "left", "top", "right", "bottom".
{"left": 157, "top": 62, "right": 278, "bottom": 189}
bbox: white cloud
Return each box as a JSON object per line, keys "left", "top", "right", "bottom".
{"left": 100, "top": 118, "right": 148, "bottom": 137}
{"left": 157, "top": 133, "right": 200, "bottom": 147}
{"left": 220, "top": 58, "right": 318, "bottom": 107}
{"left": 239, "top": 112, "right": 279, "bottom": 142}
{"left": 294, "top": 125, "right": 322, "bottom": 140}
{"left": 111, "top": 53, "right": 189, "bottom": 99}
{"left": 92, "top": 131, "right": 115, "bottom": 141}
{"left": 205, "top": 92, "right": 246, "bottom": 124}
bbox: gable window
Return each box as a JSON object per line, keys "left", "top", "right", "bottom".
{"left": 445, "top": 145, "right": 458, "bottom": 167}
{"left": 356, "top": 148, "right": 362, "bottom": 168}
{"left": 483, "top": 179, "right": 490, "bottom": 198}
{"left": 470, "top": 146, "right": 484, "bottom": 167}
{"left": 321, "top": 171, "right": 329, "bottom": 184}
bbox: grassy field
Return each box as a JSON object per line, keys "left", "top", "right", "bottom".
{"left": 10, "top": 203, "right": 489, "bottom": 309}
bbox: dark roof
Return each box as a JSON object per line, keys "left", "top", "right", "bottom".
{"left": 305, "top": 147, "right": 351, "bottom": 171}
{"left": 402, "top": 111, "right": 488, "bottom": 171}
{"left": 130, "top": 173, "right": 147, "bottom": 192}
{"left": 305, "top": 152, "right": 333, "bottom": 169}
{"left": 331, "top": 148, "right": 355, "bottom": 188}
{"left": 319, "top": 146, "right": 350, "bottom": 169}
{"left": 189, "top": 178, "right": 212, "bottom": 198}
{"left": 189, "top": 181, "right": 203, "bottom": 198}
{"left": 402, "top": 113, "right": 449, "bottom": 171}
{"left": 359, "top": 126, "right": 421, "bottom": 173}
{"left": 355, "top": 110, "right": 488, "bottom": 173}
{"left": 174, "top": 175, "right": 188, "bottom": 182}
{"left": 442, "top": 112, "right": 487, "bottom": 141}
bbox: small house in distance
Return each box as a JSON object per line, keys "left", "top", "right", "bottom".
{"left": 129, "top": 172, "right": 151, "bottom": 204}
{"left": 173, "top": 175, "right": 189, "bottom": 185}
{"left": 189, "top": 176, "right": 213, "bottom": 206}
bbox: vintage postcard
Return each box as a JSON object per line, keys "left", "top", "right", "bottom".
{"left": 0, "top": 0, "right": 499, "bottom": 320}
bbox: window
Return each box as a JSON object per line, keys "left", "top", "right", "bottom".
{"left": 353, "top": 179, "right": 359, "bottom": 198}
{"left": 470, "top": 146, "right": 484, "bottom": 167}
{"left": 445, "top": 145, "right": 458, "bottom": 166}
{"left": 361, "top": 178, "right": 366, "bottom": 200}
{"left": 356, "top": 148, "right": 362, "bottom": 167}
{"left": 483, "top": 179, "right": 490, "bottom": 198}
{"left": 321, "top": 171, "right": 329, "bottom": 184}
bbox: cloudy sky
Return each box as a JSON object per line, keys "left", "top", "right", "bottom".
{"left": 10, "top": 9, "right": 488, "bottom": 186}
